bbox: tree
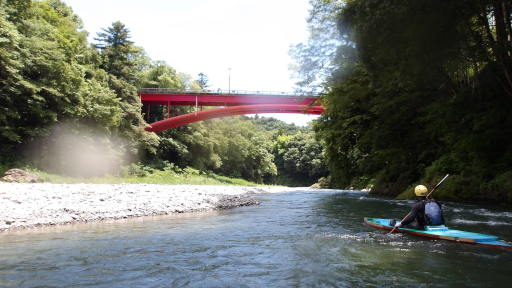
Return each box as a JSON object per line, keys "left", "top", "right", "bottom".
{"left": 312, "top": 0, "right": 475, "bottom": 191}
{"left": 94, "top": 21, "right": 159, "bottom": 156}
{"left": 95, "top": 21, "right": 136, "bottom": 81}
{"left": 308, "top": 0, "right": 512, "bottom": 203}
{"left": 0, "top": 3, "right": 24, "bottom": 148}
{"left": 473, "top": 0, "right": 512, "bottom": 97}
{"left": 288, "top": 0, "right": 345, "bottom": 93}
{"left": 155, "top": 116, "right": 277, "bottom": 183}
{"left": 195, "top": 72, "right": 209, "bottom": 90}
{"left": 0, "top": 0, "right": 137, "bottom": 175}
{"left": 279, "top": 132, "right": 327, "bottom": 186}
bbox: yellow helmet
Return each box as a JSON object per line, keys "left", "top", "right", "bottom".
{"left": 415, "top": 185, "right": 428, "bottom": 197}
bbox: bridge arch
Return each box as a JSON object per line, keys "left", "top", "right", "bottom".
{"left": 145, "top": 104, "right": 324, "bottom": 132}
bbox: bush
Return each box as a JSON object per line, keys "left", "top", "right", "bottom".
{"left": 183, "top": 167, "right": 200, "bottom": 178}
{"left": 480, "top": 171, "right": 512, "bottom": 204}
{"left": 147, "top": 159, "right": 181, "bottom": 172}
{"left": 120, "top": 163, "right": 149, "bottom": 177}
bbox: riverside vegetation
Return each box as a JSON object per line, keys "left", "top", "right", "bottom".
{"left": 12, "top": 166, "right": 261, "bottom": 186}
{"left": 290, "top": 0, "right": 512, "bottom": 204}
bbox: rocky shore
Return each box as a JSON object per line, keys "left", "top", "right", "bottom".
{"left": 0, "top": 182, "right": 301, "bottom": 231}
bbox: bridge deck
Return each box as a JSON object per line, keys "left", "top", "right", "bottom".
{"left": 138, "top": 88, "right": 321, "bottom": 106}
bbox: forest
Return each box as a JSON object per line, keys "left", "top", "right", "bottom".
{"left": 0, "top": 0, "right": 327, "bottom": 187}
{"left": 290, "top": 0, "right": 512, "bottom": 203}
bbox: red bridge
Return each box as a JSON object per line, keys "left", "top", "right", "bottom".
{"left": 138, "top": 88, "right": 324, "bottom": 132}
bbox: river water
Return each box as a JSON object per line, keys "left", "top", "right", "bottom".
{"left": 1, "top": 190, "right": 511, "bottom": 287}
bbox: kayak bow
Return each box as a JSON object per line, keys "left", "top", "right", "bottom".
{"left": 365, "top": 217, "right": 512, "bottom": 251}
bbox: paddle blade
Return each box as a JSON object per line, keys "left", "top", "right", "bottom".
{"left": 434, "top": 174, "right": 449, "bottom": 189}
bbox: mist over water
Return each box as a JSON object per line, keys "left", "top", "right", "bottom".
{"left": 1, "top": 190, "right": 511, "bottom": 287}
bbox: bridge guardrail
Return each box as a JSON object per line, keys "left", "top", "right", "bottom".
{"left": 137, "top": 88, "right": 321, "bottom": 98}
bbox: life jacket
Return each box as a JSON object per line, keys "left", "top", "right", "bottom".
{"left": 423, "top": 199, "right": 444, "bottom": 226}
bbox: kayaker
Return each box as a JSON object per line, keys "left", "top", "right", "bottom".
{"left": 390, "top": 185, "right": 444, "bottom": 230}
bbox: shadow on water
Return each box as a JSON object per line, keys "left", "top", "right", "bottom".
{"left": 0, "top": 190, "right": 511, "bottom": 287}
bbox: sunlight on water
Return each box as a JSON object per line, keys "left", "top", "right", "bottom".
{"left": 1, "top": 190, "right": 511, "bottom": 287}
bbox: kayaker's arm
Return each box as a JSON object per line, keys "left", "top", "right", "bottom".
{"left": 401, "top": 202, "right": 422, "bottom": 226}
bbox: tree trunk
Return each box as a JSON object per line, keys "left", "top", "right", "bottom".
{"left": 492, "top": 0, "right": 512, "bottom": 97}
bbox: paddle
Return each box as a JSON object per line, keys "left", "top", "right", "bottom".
{"left": 388, "top": 174, "right": 449, "bottom": 234}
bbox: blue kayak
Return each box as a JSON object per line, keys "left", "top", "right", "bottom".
{"left": 364, "top": 217, "right": 512, "bottom": 251}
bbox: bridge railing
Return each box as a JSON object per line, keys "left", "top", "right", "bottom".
{"left": 137, "top": 88, "right": 320, "bottom": 98}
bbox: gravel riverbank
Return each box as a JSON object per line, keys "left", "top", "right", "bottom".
{"left": 0, "top": 183, "right": 303, "bottom": 231}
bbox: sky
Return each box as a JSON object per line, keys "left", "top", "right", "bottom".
{"left": 63, "top": 0, "right": 319, "bottom": 126}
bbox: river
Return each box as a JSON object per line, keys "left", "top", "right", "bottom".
{"left": 1, "top": 189, "right": 511, "bottom": 287}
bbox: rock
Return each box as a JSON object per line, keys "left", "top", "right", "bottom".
{"left": 1, "top": 169, "right": 39, "bottom": 183}
{"left": 210, "top": 194, "right": 260, "bottom": 209}
{"left": 310, "top": 183, "right": 322, "bottom": 189}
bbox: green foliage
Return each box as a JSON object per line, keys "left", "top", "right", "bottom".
{"left": 183, "top": 167, "right": 201, "bottom": 177}
{"left": 245, "top": 117, "right": 328, "bottom": 187}
{"left": 182, "top": 117, "right": 278, "bottom": 184}
{"left": 141, "top": 115, "right": 279, "bottom": 184}
{"left": 250, "top": 116, "right": 310, "bottom": 134}
{"left": 1, "top": 0, "right": 126, "bottom": 164}
{"left": 303, "top": 0, "right": 512, "bottom": 203}
{"left": 0, "top": 0, "right": 329, "bottom": 188}
{"left": 311, "top": 176, "right": 331, "bottom": 189}
{"left": 94, "top": 21, "right": 136, "bottom": 81}
{"left": 120, "top": 163, "right": 150, "bottom": 178}
{"left": 21, "top": 165, "right": 262, "bottom": 186}
{"left": 288, "top": 0, "right": 345, "bottom": 93}
{"left": 480, "top": 172, "right": 512, "bottom": 204}
{"left": 275, "top": 131, "right": 328, "bottom": 186}
{"left": 135, "top": 59, "right": 183, "bottom": 89}
{"left": 0, "top": 3, "right": 24, "bottom": 146}
{"left": 0, "top": 0, "right": 159, "bottom": 172}
{"left": 140, "top": 113, "right": 328, "bottom": 186}
{"left": 93, "top": 20, "right": 157, "bottom": 157}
